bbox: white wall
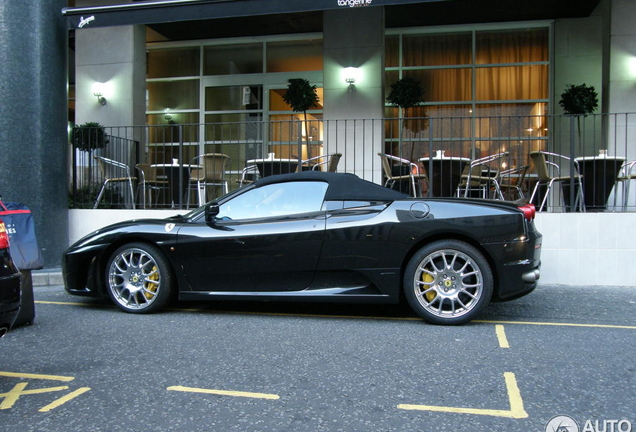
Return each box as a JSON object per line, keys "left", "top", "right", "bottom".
{"left": 69, "top": 209, "right": 636, "bottom": 287}
{"left": 323, "top": 7, "right": 385, "bottom": 183}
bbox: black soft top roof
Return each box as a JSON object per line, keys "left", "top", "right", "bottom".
{"left": 254, "top": 171, "right": 409, "bottom": 201}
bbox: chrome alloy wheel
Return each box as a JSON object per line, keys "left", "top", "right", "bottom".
{"left": 413, "top": 248, "right": 484, "bottom": 320}
{"left": 108, "top": 247, "right": 162, "bottom": 311}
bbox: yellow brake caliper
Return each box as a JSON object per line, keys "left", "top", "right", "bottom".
{"left": 143, "top": 265, "right": 159, "bottom": 300}
{"left": 422, "top": 273, "right": 437, "bottom": 302}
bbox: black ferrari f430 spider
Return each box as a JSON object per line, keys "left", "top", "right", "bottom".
{"left": 63, "top": 171, "right": 541, "bottom": 325}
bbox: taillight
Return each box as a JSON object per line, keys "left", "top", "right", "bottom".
{"left": 518, "top": 204, "right": 536, "bottom": 221}
{"left": 0, "top": 219, "right": 9, "bottom": 249}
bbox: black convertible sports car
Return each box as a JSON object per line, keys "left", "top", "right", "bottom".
{"left": 63, "top": 171, "right": 541, "bottom": 325}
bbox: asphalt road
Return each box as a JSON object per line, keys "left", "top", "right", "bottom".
{"left": 1, "top": 285, "right": 634, "bottom": 432}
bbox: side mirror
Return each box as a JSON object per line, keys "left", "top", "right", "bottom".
{"left": 205, "top": 203, "right": 220, "bottom": 223}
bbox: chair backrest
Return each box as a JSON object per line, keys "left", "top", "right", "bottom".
{"left": 94, "top": 155, "right": 132, "bottom": 179}
{"left": 201, "top": 153, "right": 230, "bottom": 182}
{"left": 461, "top": 152, "right": 508, "bottom": 185}
{"left": 378, "top": 153, "right": 414, "bottom": 178}
{"left": 326, "top": 153, "right": 342, "bottom": 172}
{"left": 500, "top": 165, "right": 529, "bottom": 187}
{"left": 310, "top": 153, "right": 342, "bottom": 172}
{"left": 529, "top": 151, "right": 551, "bottom": 182}
{"left": 136, "top": 163, "right": 161, "bottom": 183}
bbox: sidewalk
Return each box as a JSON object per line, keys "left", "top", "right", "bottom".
{"left": 32, "top": 267, "right": 64, "bottom": 287}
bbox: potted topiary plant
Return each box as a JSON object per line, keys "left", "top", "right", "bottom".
{"left": 387, "top": 77, "right": 425, "bottom": 160}
{"left": 282, "top": 78, "right": 320, "bottom": 160}
{"left": 72, "top": 121, "right": 110, "bottom": 153}
{"left": 559, "top": 84, "right": 599, "bottom": 153}
{"left": 559, "top": 84, "right": 598, "bottom": 115}
{"left": 71, "top": 122, "right": 110, "bottom": 206}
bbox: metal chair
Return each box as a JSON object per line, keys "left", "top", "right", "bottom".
{"left": 93, "top": 156, "right": 137, "bottom": 209}
{"left": 136, "top": 164, "right": 169, "bottom": 208}
{"left": 613, "top": 160, "right": 636, "bottom": 211}
{"left": 300, "top": 153, "right": 342, "bottom": 172}
{"left": 456, "top": 152, "right": 509, "bottom": 200}
{"left": 186, "top": 153, "right": 230, "bottom": 208}
{"left": 378, "top": 153, "right": 428, "bottom": 197}
{"left": 499, "top": 165, "right": 529, "bottom": 201}
{"left": 237, "top": 164, "right": 260, "bottom": 187}
{"left": 529, "top": 151, "right": 585, "bottom": 212}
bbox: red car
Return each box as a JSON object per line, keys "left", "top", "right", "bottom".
{"left": 0, "top": 218, "right": 21, "bottom": 337}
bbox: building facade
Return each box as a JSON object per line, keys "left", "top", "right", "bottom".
{"left": 1, "top": 0, "right": 636, "bottom": 266}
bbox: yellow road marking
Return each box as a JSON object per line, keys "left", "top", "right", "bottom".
{"left": 495, "top": 325, "right": 510, "bottom": 348}
{"left": 0, "top": 371, "right": 74, "bottom": 382}
{"left": 38, "top": 387, "right": 91, "bottom": 412}
{"left": 35, "top": 301, "right": 636, "bottom": 330}
{"left": 0, "top": 383, "right": 70, "bottom": 409}
{"left": 168, "top": 385, "right": 280, "bottom": 400}
{"left": 475, "top": 319, "right": 636, "bottom": 330}
{"left": 397, "top": 372, "right": 528, "bottom": 419}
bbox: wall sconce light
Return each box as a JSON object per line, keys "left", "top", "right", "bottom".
{"left": 91, "top": 82, "right": 107, "bottom": 105}
{"left": 343, "top": 67, "right": 359, "bottom": 92}
{"left": 164, "top": 108, "right": 172, "bottom": 121}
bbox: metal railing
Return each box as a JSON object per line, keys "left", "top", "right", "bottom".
{"left": 68, "top": 113, "right": 636, "bottom": 212}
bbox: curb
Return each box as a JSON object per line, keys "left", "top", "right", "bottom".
{"left": 32, "top": 268, "right": 64, "bottom": 287}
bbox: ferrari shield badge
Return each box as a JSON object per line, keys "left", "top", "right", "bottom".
{"left": 164, "top": 223, "right": 175, "bottom": 232}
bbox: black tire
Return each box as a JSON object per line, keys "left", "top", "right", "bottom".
{"left": 105, "top": 242, "right": 173, "bottom": 314}
{"left": 404, "top": 240, "right": 493, "bottom": 325}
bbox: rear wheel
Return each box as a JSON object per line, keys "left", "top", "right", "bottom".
{"left": 105, "top": 243, "right": 173, "bottom": 313}
{"left": 404, "top": 240, "right": 492, "bottom": 325}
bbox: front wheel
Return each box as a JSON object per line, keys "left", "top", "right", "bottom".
{"left": 404, "top": 240, "right": 493, "bottom": 325}
{"left": 105, "top": 243, "right": 173, "bottom": 313}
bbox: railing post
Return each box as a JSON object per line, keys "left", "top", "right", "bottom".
{"left": 297, "top": 120, "right": 303, "bottom": 171}
{"left": 178, "top": 124, "right": 184, "bottom": 208}
{"left": 569, "top": 115, "right": 576, "bottom": 212}
{"left": 428, "top": 117, "right": 434, "bottom": 197}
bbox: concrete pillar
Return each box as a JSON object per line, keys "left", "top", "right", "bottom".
{"left": 75, "top": 25, "right": 146, "bottom": 128}
{"left": 0, "top": 0, "right": 68, "bottom": 266}
{"left": 323, "top": 7, "right": 384, "bottom": 183}
{"left": 609, "top": 0, "right": 636, "bottom": 160}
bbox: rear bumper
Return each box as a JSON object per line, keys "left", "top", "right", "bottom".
{"left": 0, "top": 271, "right": 22, "bottom": 330}
{"left": 490, "top": 224, "right": 542, "bottom": 302}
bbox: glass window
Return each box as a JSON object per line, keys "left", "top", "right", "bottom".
{"left": 385, "top": 35, "right": 399, "bottom": 68}
{"left": 476, "top": 65, "right": 548, "bottom": 100}
{"left": 203, "top": 43, "right": 263, "bottom": 75}
{"left": 147, "top": 48, "right": 200, "bottom": 78}
{"left": 147, "top": 80, "right": 200, "bottom": 111}
{"left": 204, "top": 113, "right": 263, "bottom": 141}
{"left": 267, "top": 40, "right": 323, "bottom": 72}
{"left": 404, "top": 69, "right": 472, "bottom": 102}
{"left": 205, "top": 86, "right": 263, "bottom": 111}
{"left": 218, "top": 181, "right": 328, "bottom": 220}
{"left": 476, "top": 28, "right": 549, "bottom": 64}
{"left": 403, "top": 33, "right": 472, "bottom": 67}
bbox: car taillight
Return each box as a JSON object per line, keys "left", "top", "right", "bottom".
{"left": 0, "top": 219, "right": 9, "bottom": 249}
{"left": 518, "top": 204, "right": 536, "bottom": 221}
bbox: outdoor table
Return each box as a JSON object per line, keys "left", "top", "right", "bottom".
{"left": 418, "top": 155, "right": 470, "bottom": 197}
{"left": 575, "top": 153, "right": 625, "bottom": 211}
{"left": 151, "top": 163, "right": 201, "bottom": 206}
{"left": 247, "top": 155, "right": 303, "bottom": 177}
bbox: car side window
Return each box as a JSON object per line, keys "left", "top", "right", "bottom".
{"left": 217, "top": 181, "right": 328, "bottom": 220}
